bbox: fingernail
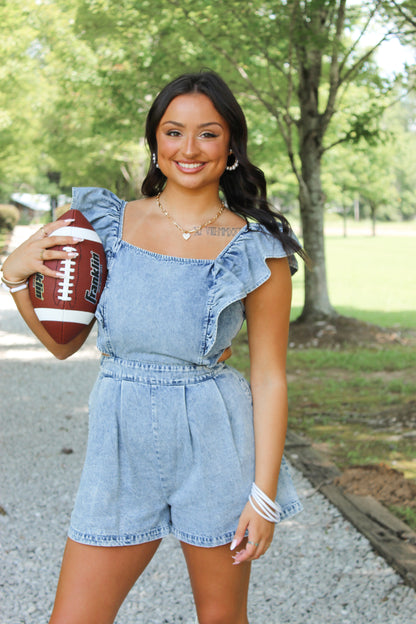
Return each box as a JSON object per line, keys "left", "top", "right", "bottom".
{"left": 64, "top": 219, "right": 75, "bottom": 223}
{"left": 72, "top": 237, "right": 84, "bottom": 242}
{"left": 56, "top": 272, "right": 66, "bottom": 278}
{"left": 68, "top": 252, "right": 79, "bottom": 258}
{"left": 230, "top": 539, "right": 238, "bottom": 551}
{"left": 232, "top": 560, "right": 241, "bottom": 565}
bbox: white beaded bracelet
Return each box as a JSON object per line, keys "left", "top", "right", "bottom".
{"left": 1, "top": 281, "right": 28, "bottom": 293}
{"left": 249, "top": 482, "right": 282, "bottom": 523}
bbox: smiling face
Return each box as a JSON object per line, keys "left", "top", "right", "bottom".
{"left": 155, "top": 92, "right": 231, "bottom": 193}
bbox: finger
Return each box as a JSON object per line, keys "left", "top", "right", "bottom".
{"left": 32, "top": 266, "right": 67, "bottom": 280}
{"left": 230, "top": 535, "right": 244, "bottom": 552}
{"left": 40, "top": 248, "right": 79, "bottom": 263}
{"left": 47, "top": 218, "right": 76, "bottom": 234}
{"left": 22, "top": 238, "right": 80, "bottom": 280}
{"left": 232, "top": 540, "right": 259, "bottom": 565}
{"left": 43, "top": 235, "right": 84, "bottom": 248}
{"left": 37, "top": 226, "right": 47, "bottom": 239}
{"left": 230, "top": 517, "right": 249, "bottom": 552}
{"left": 30, "top": 218, "right": 75, "bottom": 241}
{"left": 35, "top": 220, "right": 67, "bottom": 239}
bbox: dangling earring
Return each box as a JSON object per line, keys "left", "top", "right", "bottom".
{"left": 226, "top": 149, "right": 239, "bottom": 171}
{"left": 152, "top": 152, "right": 159, "bottom": 169}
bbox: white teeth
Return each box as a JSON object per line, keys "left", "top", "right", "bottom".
{"left": 178, "top": 162, "right": 202, "bottom": 169}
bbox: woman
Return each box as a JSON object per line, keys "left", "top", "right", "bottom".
{"left": 2, "top": 71, "right": 305, "bottom": 624}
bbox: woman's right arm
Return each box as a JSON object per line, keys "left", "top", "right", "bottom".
{"left": 2, "top": 220, "right": 94, "bottom": 359}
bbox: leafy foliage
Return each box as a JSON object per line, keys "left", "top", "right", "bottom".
{"left": 0, "top": 204, "right": 20, "bottom": 231}
{"left": 1, "top": 0, "right": 416, "bottom": 314}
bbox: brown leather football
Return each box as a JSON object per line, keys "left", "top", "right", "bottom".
{"left": 29, "top": 209, "right": 107, "bottom": 344}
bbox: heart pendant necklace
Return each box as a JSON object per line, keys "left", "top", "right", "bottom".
{"left": 156, "top": 193, "right": 225, "bottom": 240}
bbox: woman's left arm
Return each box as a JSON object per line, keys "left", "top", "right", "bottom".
{"left": 231, "top": 256, "right": 292, "bottom": 565}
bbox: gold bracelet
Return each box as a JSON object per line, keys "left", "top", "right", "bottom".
{"left": 1, "top": 275, "right": 28, "bottom": 287}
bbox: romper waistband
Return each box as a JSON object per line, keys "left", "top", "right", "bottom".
{"left": 99, "top": 355, "right": 226, "bottom": 385}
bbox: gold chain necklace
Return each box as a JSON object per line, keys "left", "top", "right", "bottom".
{"left": 156, "top": 193, "right": 225, "bottom": 240}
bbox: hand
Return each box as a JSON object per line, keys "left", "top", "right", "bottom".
{"left": 230, "top": 501, "right": 275, "bottom": 565}
{"left": 2, "top": 220, "right": 83, "bottom": 283}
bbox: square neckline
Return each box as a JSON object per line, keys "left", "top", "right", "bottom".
{"left": 119, "top": 199, "right": 252, "bottom": 263}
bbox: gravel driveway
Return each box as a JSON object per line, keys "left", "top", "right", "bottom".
{"left": 1, "top": 226, "right": 415, "bottom": 623}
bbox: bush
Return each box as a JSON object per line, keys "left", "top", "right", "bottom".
{"left": 0, "top": 204, "right": 20, "bottom": 231}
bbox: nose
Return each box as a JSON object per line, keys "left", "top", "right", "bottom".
{"left": 182, "top": 133, "right": 199, "bottom": 158}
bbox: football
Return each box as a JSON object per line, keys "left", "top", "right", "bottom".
{"left": 28, "top": 209, "right": 107, "bottom": 344}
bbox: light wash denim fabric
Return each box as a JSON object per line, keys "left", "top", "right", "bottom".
{"left": 68, "top": 187, "right": 303, "bottom": 547}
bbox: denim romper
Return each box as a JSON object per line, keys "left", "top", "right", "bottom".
{"left": 68, "top": 187, "right": 303, "bottom": 548}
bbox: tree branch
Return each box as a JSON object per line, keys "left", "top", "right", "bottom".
{"left": 321, "top": 0, "right": 346, "bottom": 137}
{"left": 340, "top": 35, "right": 389, "bottom": 87}
{"left": 390, "top": 0, "right": 416, "bottom": 30}
{"left": 321, "top": 135, "right": 352, "bottom": 154}
{"left": 339, "top": 0, "right": 382, "bottom": 75}
{"left": 285, "top": 1, "right": 297, "bottom": 119}
{"left": 163, "top": 0, "right": 301, "bottom": 153}
{"left": 164, "top": 0, "right": 274, "bottom": 109}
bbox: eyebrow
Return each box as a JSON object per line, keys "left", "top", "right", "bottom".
{"left": 161, "top": 121, "right": 224, "bottom": 129}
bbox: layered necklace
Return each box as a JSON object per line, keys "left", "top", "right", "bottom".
{"left": 156, "top": 193, "right": 225, "bottom": 240}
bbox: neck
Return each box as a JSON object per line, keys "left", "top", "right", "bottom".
{"left": 160, "top": 184, "right": 223, "bottom": 221}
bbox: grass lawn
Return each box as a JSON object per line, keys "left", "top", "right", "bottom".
{"left": 291, "top": 234, "right": 416, "bottom": 327}
{"left": 229, "top": 231, "right": 416, "bottom": 529}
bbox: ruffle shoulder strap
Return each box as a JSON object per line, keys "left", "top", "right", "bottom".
{"left": 204, "top": 224, "right": 299, "bottom": 356}
{"left": 71, "top": 187, "right": 124, "bottom": 253}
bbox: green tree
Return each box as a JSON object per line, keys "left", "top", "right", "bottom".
{"left": 70, "top": 0, "right": 409, "bottom": 321}
{"left": 385, "top": 94, "right": 416, "bottom": 221}
{"left": 326, "top": 89, "right": 416, "bottom": 230}
{"left": 0, "top": 0, "right": 52, "bottom": 199}
{"left": 6, "top": 0, "right": 412, "bottom": 321}
{"left": 357, "top": 142, "right": 399, "bottom": 235}
{"left": 387, "top": 0, "right": 416, "bottom": 32}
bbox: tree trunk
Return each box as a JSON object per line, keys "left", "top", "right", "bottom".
{"left": 354, "top": 194, "right": 360, "bottom": 221}
{"left": 370, "top": 201, "right": 377, "bottom": 237}
{"left": 343, "top": 204, "right": 348, "bottom": 238}
{"left": 295, "top": 30, "right": 337, "bottom": 322}
{"left": 297, "top": 149, "right": 337, "bottom": 321}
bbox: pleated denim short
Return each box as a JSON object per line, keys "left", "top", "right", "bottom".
{"left": 69, "top": 357, "right": 302, "bottom": 548}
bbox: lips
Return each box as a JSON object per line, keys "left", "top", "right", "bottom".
{"left": 175, "top": 161, "right": 206, "bottom": 173}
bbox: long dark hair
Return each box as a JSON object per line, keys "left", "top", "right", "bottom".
{"left": 141, "top": 71, "right": 304, "bottom": 259}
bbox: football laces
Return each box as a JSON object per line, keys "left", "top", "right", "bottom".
{"left": 57, "top": 246, "right": 77, "bottom": 302}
